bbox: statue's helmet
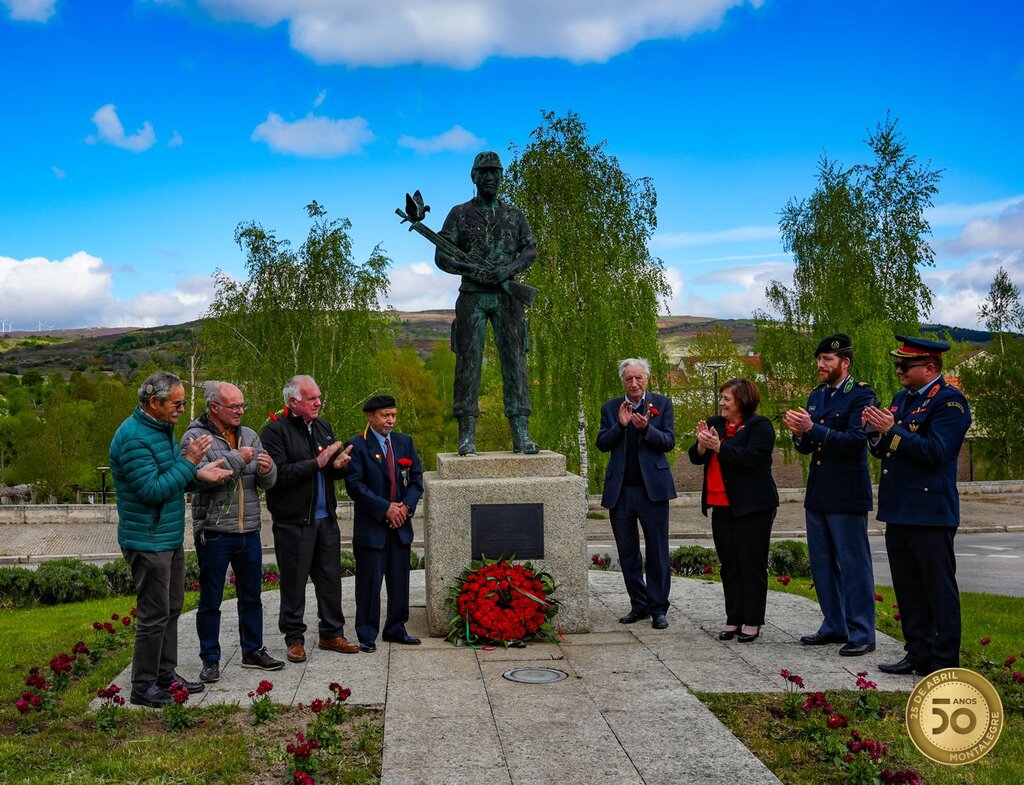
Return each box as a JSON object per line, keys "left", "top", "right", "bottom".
{"left": 471, "top": 151, "right": 503, "bottom": 173}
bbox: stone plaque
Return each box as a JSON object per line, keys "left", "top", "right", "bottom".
{"left": 471, "top": 503, "right": 543, "bottom": 560}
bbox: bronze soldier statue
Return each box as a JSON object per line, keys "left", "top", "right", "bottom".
{"left": 397, "top": 151, "right": 539, "bottom": 456}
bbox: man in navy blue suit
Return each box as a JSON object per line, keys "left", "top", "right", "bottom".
{"left": 784, "top": 334, "right": 877, "bottom": 657}
{"left": 344, "top": 395, "right": 424, "bottom": 652}
{"left": 862, "top": 336, "right": 971, "bottom": 676}
{"left": 597, "top": 358, "right": 677, "bottom": 629}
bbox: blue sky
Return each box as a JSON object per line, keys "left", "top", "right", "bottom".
{"left": 2, "top": 0, "right": 1022, "bottom": 330}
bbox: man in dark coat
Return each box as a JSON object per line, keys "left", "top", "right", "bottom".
{"left": 344, "top": 395, "right": 424, "bottom": 652}
{"left": 597, "top": 358, "right": 676, "bottom": 629}
{"left": 784, "top": 334, "right": 877, "bottom": 656}
{"left": 862, "top": 336, "right": 971, "bottom": 676}
{"left": 259, "top": 374, "right": 358, "bottom": 663}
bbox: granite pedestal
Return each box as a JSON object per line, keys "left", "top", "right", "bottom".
{"left": 423, "top": 451, "right": 590, "bottom": 636}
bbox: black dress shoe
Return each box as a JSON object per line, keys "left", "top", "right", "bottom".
{"left": 737, "top": 626, "right": 760, "bottom": 643}
{"left": 799, "top": 631, "right": 848, "bottom": 646}
{"left": 719, "top": 628, "right": 738, "bottom": 641}
{"left": 839, "top": 642, "right": 876, "bottom": 657}
{"left": 618, "top": 610, "right": 650, "bottom": 624}
{"left": 878, "top": 655, "right": 918, "bottom": 675}
{"left": 383, "top": 634, "right": 421, "bottom": 645}
{"left": 129, "top": 684, "right": 172, "bottom": 708}
{"left": 651, "top": 614, "right": 668, "bottom": 629}
{"left": 157, "top": 672, "right": 205, "bottom": 694}
{"left": 358, "top": 641, "right": 377, "bottom": 653}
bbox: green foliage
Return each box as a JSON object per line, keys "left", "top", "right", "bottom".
{"left": 505, "top": 110, "right": 670, "bottom": 489}
{"left": 101, "top": 558, "right": 135, "bottom": 596}
{"left": 202, "top": 200, "right": 398, "bottom": 440}
{"left": 184, "top": 550, "right": 201, "bottom": 587}
{"left": 756, "top": 115, "right": 941, "bottom": 415}
{"left": 340, "top": 548, "right": 356, "bottom": 577}
{"left": 669, "top": 545, "right": 721, "bottom": 576}
{"left": 33, "top": 559, "right": 110, "bottom": 605}
{"left": 767, "top": 540, "right": 812, "bottom": 577}
{"left": 0, "top": 566, "right": 38, "bottom": 608}
{"left": 958, "top": 335, "right": 1024, "bottom": 478}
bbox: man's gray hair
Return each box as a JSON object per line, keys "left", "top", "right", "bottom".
{"left": 138, "top": 371, "right": 182, "bottom": 405}
{"left": 283, "top": 375, "right": 317, "bottom": 405}
{"left": 203, "top": 381, "right": 226, "bottom": 408}
{"left": 618, "top": 358, "right": 651, "bottom": 380}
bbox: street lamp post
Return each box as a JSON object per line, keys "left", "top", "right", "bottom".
{"left": 97, "top": 466, "right": 110, "bottom": 504}
{"left": 705, "top": 363, "right": 725, "bottom": 416}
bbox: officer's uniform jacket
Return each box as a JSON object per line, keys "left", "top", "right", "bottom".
{"left": 793, "top": 377, "right": 875, "bottom": 513}
{"left": 868, "top": 376, "right": 971, "bottom": 527}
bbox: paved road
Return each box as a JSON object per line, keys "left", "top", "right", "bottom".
{"left": 587, "top": 531, "right": 1024, "bottom": 598}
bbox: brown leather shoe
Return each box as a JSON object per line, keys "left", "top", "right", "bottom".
{"left": 318, "top": 636, "right": 360, "bottom": 654}
{"left": 286, "top": 643, "right": 307, "bottom": 663}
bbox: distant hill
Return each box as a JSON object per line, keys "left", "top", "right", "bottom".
{"left": 0, "top": 314, "right": 992, "bottom": 377}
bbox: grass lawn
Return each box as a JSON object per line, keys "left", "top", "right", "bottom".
{"left": 0, "top": 592, "right": 382, "bottom": 784}
{"left": 687, "top": 574, "right": 1024, "bottom": 785}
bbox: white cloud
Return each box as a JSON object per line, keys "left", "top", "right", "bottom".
{"left": 927, "top": 196, "right": 1024, "bottom": 228}
{"left": 398, "top": 125, "right": 484, "bottom": 154}
{"left": 167, "top": 130, "right": 184, "bottom": 147}
{"left": 664, "top": 260, "right": 791, "bottom": 318}
{"left": 313, "top": 89, "right": 327, "bottom": 107}
{"left": 0, "top": 252, "right": 116, "bottom": 328}
{"left": 927, "top": 250, "right": 1024, "bottom": 329}
{"left": 652, "top": 224, "right": 778, "bottom": 249}
{"left": 0, "top": 252, "right": 214, "bottom": 329}
{"left": 384, "top": 261, "right": 461, "bottom": 311}
{"left": 944, "top": 199, "right": 1024, "bottom": 255}
{"left": 85, "top": 104, "right": 157, "bottom": 152}
{"left": 190, "top": 0, "right": 759, "bottom": 67}
{"left": 1, "top": 0, "right": 56, "bottom": 22}
{"left": 251, "top": 112, "right": 374, "bottom": 157}
{"left": 51, "top": 165, "right": 66, "bottom": 179}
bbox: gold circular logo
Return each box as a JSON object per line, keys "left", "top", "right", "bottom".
{"left": 906, "top": 668, "right": 1003, "bottom": 765}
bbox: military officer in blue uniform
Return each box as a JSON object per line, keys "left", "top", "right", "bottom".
{"left": 784, "top": 334, "right": 877, "bottom": 656}
{"left": 862, "top": 335, "right": 971, "bottom": 676}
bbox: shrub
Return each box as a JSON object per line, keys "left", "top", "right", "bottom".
{"left": 410, "top": 551, "right": 425, "bottom": 570}
{"left": 670, "top": 545, "right": 720, "bottom": 576}
{"left": 184, "top": 550, "right": 201, "bottom": 586}
{"left": 102, "top": 558, "right": 135, "bottom": 596}
{"left": 768, "top": 540, "right": 812, "bottom": 577}
{"left": 339, "top": 549, "right": 355, "bottom": 577}
{"left": 34, "top": 559, "right": 110, "bottom": 604}
{"left": 0, "top": 566, "right": 39, "bottom": 608}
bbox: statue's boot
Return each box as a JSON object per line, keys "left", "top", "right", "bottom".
{"left": 509, "top": 416, "right": 540, "bottom": 454}
{"left": 457, "top": 416, "right": 477, "bottom": 456}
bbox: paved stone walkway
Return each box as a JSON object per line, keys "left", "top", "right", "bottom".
{"left": 95, "top": 571, "right": 916, "bottom": 785}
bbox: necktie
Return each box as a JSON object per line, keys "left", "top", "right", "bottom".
{"left": 385, "top": 437, "right": 397, "bottom": 501}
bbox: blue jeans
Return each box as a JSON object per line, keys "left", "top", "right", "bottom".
{"left": 195, "top": 530, "right": 264, "bottom": 663}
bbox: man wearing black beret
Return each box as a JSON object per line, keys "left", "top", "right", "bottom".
{"left": 784, "top": 334, "right": 877, "bottom": 656}
{"left": 344, "top": 395, "right": 424, "bottom": 652}
{"left": 862, "top": 335, "right": 971, "bottom": 676}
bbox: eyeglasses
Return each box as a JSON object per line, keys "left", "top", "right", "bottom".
{"left": 170, "top": 400, "right": 185, "bottom": 410}
{"left": 214, "top": 402, "right": 248, "bottom": 412}
{"left": 893, "top": 360, "right": 929, "bottom": 372}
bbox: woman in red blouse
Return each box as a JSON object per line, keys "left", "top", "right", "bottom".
{"left": 688, "top": 378, "right": 779, "bottom": 642}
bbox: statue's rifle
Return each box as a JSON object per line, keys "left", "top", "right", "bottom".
{"left": 395, "top": 207, "right": 538, "bottom": 307}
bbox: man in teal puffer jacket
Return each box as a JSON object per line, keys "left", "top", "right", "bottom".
{"left": 110, "top": 371, "right": 232, "bottom": 708}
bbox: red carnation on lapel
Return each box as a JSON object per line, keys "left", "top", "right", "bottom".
{"left": 398, "top": 458, "right": 413, "bottom": 468}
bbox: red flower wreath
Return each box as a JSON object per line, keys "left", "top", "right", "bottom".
{"left": 445, "top": 557, "right": 559, "bottom": 647}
